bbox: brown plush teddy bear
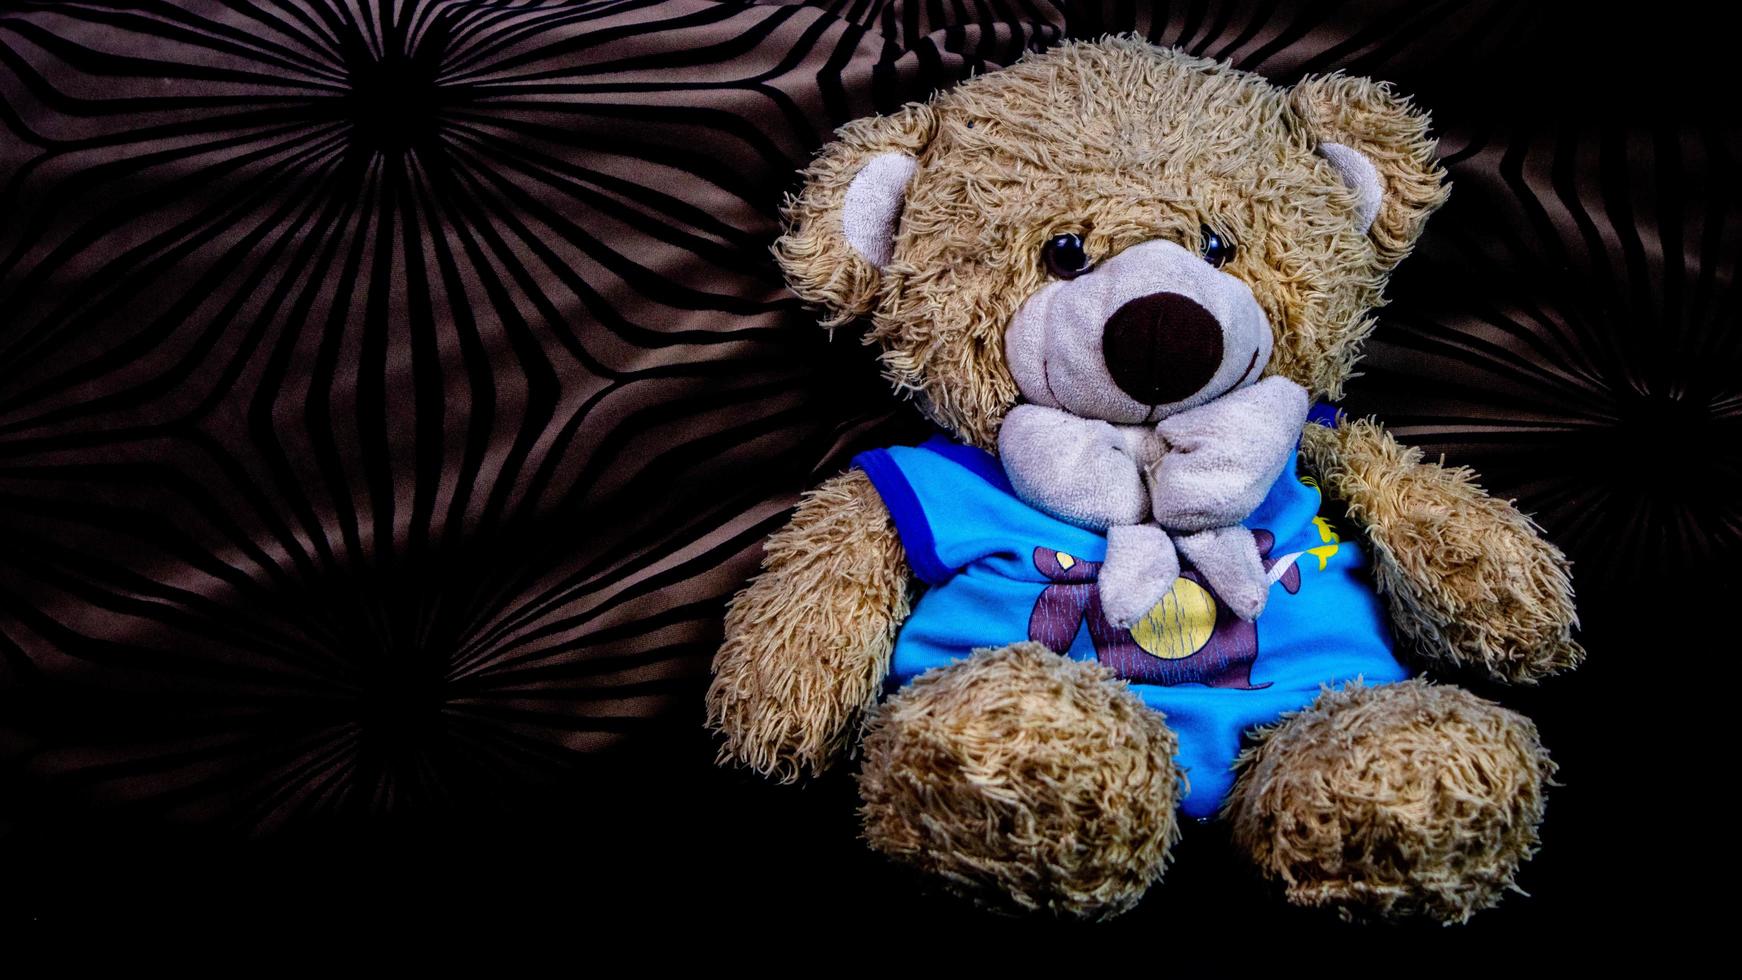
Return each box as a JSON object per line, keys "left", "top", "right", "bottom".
{"left": 705, "top": 35, "right": 1583, "bottom": 923}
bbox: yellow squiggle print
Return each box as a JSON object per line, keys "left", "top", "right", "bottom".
{"left": 1307, "top": 516, "right": 1340, "bottom": 569}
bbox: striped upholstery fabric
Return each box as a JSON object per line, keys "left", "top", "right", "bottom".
{"left": 0, "top": 0, "right": 1061, "bottom": 827}
{"left": 0, "top": 0, "right": 1729, "bottom": 930}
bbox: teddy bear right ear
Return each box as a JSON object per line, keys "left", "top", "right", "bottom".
{"left": 1287, "top": 73, "right": 1450, "bottom": 273}
{"left": 772, "top": 103, "right": 937, "bottom": 326}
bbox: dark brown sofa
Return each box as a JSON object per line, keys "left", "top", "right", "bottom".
{"left": 1, "top": 0, "right": 1727, "bottom": 941}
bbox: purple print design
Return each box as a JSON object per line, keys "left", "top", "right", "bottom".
{"left": 1027, "top": 530, "right": 1302, "bottom": 689}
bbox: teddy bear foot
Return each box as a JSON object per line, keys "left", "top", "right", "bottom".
{"left": 1224, "top": 677, "right": 1555, "bottom": 924}
{"left": 856, "top": 641, "right": 1183, "bottom": 920}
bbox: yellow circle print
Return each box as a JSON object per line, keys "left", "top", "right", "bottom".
{"left": 1129, "top": 578, "right": 1218, "bottom": 659}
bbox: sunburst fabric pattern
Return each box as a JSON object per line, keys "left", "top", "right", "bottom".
{"left": 1077, "top": 0, "right": 1740, "bottom": 587}
{"left": 0, "top": 0, "right": 1059, "bottom": 829}
{"left": 0, "top": 0, "right": 1733, "bottom": 857}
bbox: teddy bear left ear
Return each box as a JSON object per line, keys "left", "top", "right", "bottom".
{"left": 1287, "top": 72, "right": 1451, "bottom": 271}
{"left": 772, "top": 103, "right": 937, "bottom": 327}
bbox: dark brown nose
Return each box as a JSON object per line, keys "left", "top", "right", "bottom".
{"left": 1102, "top": 292, "right": 1223, "bottom": 405}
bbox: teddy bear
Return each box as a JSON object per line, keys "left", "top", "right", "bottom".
{"left": 705, "top": 35, "right": 1583, "bottom": 923}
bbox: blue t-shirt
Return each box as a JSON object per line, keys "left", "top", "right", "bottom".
{"left": 851, "top": 416, "right": 1410, "bottom": 820}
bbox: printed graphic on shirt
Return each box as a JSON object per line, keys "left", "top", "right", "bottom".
{"left": 1026, "top": 529, "right": 1303, "bottom": 689}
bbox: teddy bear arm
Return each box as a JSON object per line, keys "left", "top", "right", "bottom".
{"left": 1298, "top": 418, "right": 1584, "bottom": 684}
{"left": 704, "top": 467, "right": 913, "bottom": 781}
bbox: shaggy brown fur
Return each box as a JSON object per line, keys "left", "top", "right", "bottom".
{"left": 1224, "top": 678, "right": 1555, "bottom": 924}
{"left": 857, "top": 642, "right": 1183, "bottom": 920}
{"left": 715, "top": 34, "right": 1580, "bottom": 923}
{"left": 705, "top": 469, "right": 912, "bottom": 780}
{"left": 772, "top": 102, "right": 936, "bottom": 328}
{"left": 775, "top": 37, "right": 1448, "bottom": 450}
{"left": 1301, "top": 417, "right": 1585, "bottom": 683}
{"left": 1287, "top": 73, "right": 1450, "bottom": 272}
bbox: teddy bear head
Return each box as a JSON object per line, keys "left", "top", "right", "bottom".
{"left": 775, "top": 36, "right": 1449, "bottom": 450}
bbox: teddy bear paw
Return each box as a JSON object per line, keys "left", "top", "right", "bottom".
{"left": 1224, "top": 677, "right": 1554, "bottom": 924}
{"left": 856, "top": 641, "right": 1183, "bottom": 920}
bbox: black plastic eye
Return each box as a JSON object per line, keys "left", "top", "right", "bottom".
{"left": 1042, "top": 233, "right": 1093, "bottom": 279}
{"left": 1200, "top": 225, "right": 1236, "bottom": 268}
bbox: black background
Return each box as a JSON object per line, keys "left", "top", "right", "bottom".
{"left": 3, "top": 0, "right": 1731, "bottom": 950}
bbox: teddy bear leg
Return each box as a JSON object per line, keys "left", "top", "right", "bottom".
{"left": 1224, "top": 677, "right": 1555, "bottom": 923}
{"left": 856, "top": 641, "right": 1183, "bottom": 920}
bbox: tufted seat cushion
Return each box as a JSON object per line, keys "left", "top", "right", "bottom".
{"left": 1, "top": 0, "right": 1729, "bottom": 935}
